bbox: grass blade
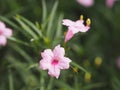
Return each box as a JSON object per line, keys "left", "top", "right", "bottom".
{"left": 19, "top": 15, "right": 43, "bottom": 37}
{"left": 71, "top": 61, "right": 88, "bottom": 73}
{"left": 15, "top": 16, "right": 38, "bottom": 39}
{"left": 55, "top": 13, "right": 64, "bottom": 39}
{"left": 46, "top": 0, "right": 58, "bottom": 38}
{"left": 81, "top": 83, "right": 106, "bottom": 90}
{"left": 9, "top": 69, "right": 14, "bottom": 90}
{"left": 8, "top": 37, "right": 30, "bottom": 47}
{"left": 55, "top": 80, "right": 74, "bottom": 90}
{"left": 11, "top": 45, "right": 33, "bottom": 63}
{"left": 42, "top": 0, "right": 47, "bottom": 23}
{"left": 0, "top": 16, "right": 22, "bottom": 31}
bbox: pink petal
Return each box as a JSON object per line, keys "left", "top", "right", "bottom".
{"left": 3, "top": 28, "right": 13, "bottom": 37}
{"left": 75, "top": 20, "right": 84, "bottom": 25}
{"left": 0, "top": 36, "right": 7, "bottom": 46}
{"left": 53, "top": 45, "right": 65, "bottom": 58}
{"left": 70, "top": 25, "right": 90, "bottom": 33}
{"left": 0, "top": 21, "right": 6, "bottom": 28}
{"left": 79, "top": 26, "right": 90, "bottom": 32}
{"left": 40, "top": 59, "right": 52, "bottom": 70}
{"left": 77, "top": 0, "right": 94, "bottom": 7}
{"left": 72, "top": 20, "right": 85, "bottom": 33}
{"left": 69, "top": 26, "right": 80, "bottom": 34}
{"left": 62, "top": 19, "right": 75, "bottom": 26}
{"left": 106, "top": 0, "right": 115, "bottom": 8}
{"left": 41, "top": 49, "right": 53, "bottom": 60}
{"left": 65, "top": 30, "right": 74, "bottom": 42}
{"left": 48, "top": 66, "right": 60, "bottom": 79}
{"left": 0, "top": 27, "right": 5, "bottom": 35}
{"left": 58, "top": 57, "right": 71, "bottom": 69}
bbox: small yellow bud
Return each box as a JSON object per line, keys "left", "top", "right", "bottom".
{"left": 84, "top": 72, "right": 91, "bottom": 83}
{"left": 86, "top": 18, "right": 91, "bottom": 26}
{"left": 16, "top": 14, "right": 20, "bottom": 19}
{"left": 80, "top": 15, "right": 84, "bottom": 20}
{"left": 44, "top": 37, "right": 50, "bottom": 45}
{"left": 94, "top": 57, "right": 102, "bottom": 67}
{"left": 73, "top": 67, "right": 79, "bottom": 73}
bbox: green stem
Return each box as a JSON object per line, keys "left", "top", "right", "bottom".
{"left": 9, "top": 69, "right": 14, "bottom": 90}
{"left": 8, "top": 37, "right": 31, "bottom": 47}
{"left": 74, "top": 75, "right": 78, "bottom": 90}
{"left": 71, "top": 62, "right": 88, "bottom": 73}
{"left": 47, "top": 77, "right": 54, "bottom": 90}
{"left": 40, "top": 71, "right": 45, "bottom": 90}
{"left": 42, "top": 0, "right": 47, "bottom": 23}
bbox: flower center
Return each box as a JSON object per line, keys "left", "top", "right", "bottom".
{"left": 51, "top": 59, "right": 58, "bottom": 65}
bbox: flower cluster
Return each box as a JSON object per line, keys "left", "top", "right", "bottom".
{"left": 0, "top": 21, "right": 12, "bottom": 46}
{"left": 39, "top": 15, "right": 91, "bottom": 78}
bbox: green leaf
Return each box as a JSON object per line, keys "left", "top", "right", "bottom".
{"left": 27, "top": 63, "right": 39, "bottom": 70}
{"left": 46, "top": 78, "right": 54, "bottom": 90}
{"left": 55, "top": 80, "right": 74, "bottom": 90}
{"left": 52, "top": 14, "right": 64, "bottom": 46}
{"left": 46, "top": 0, "right": 58, "bottom": 38}
{"left": 71, "top": 61, "right": 88, "bottom": 73}
{"left": 8, "top": 57, "right": 28, "bottom": 84}
{"left": 0, "top": 16, "right": 22, "bottom": 31}
{"left": 19, "top": 15, "right": 43, "bottom": 38}
{"left": 81, "top": 83, "right": 106, "bottom": 90}
{"left": 42, "top": 0, "right": 47, "bottom": 23}
{"left": 0, "top": 16, "right": 32, "bottom": 38}
{"left": 15, "top": 16, "right": 38, "bottom": 39}
{"left": 7, "top": 56, "right": 39, "bottom": 86}
{"left": 55, "top": 13, "right": 64, "bottom": 39}
{"left": 8, "top": 69, "right": 14, "bottom": 90}
{"left": 11, "top": 45, "right": 33, "bottom": 63}
{"left": 112, "top": 77, "right": 120, "bottom": 89}
{"left": 8, "top": 37, "right": 30, "bottom": 47}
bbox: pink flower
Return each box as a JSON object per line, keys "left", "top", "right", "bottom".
{"left": 0, "top": 21, "right": 12, "bottom": 46}
{"left": 39, "top": 45, "right": 71, "bottom": 79}
{"left": 62, "top": 16, "right": 91, "bottom": 42}
{"left": 77, "top": 0, "right": 94, "bottom": 7}
{"left": 106, "top": 0, "right": 116, "bottom": 8}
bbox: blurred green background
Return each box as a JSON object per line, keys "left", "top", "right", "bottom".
{"left": 0, "top": 0, "right": 120, "bottom": 90}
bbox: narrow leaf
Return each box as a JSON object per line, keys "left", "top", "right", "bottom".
{"left": 15, "top": 16, "right": 38, "bottom": 39}
{"left": 0, "top": 16, "right": 22, "bottom": 31}
{"left": 42, "top": 0, "right": 47, "bottom": 22}
{"left": 9, "top": 69, "right": 14, "bottom": 90}
{"left": 19, "top": 15, "right": 43, "bottom": 37}
{"left": 46, "top": 0, "right": 58, "bottom": 38}
{"left": 71, "top": 61, "right": 88, "bottom": 73}
{"left": 11, "top": 45, "right": 33, "bottom": 63}
{"left": 8, "top": 37, "right": 30, "bottom": 47}
{"left": 55, "top": 80, "right": 74, "bottom": 90}
{"left": 55, "top": 13, "right": 64, "bottom": 39}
